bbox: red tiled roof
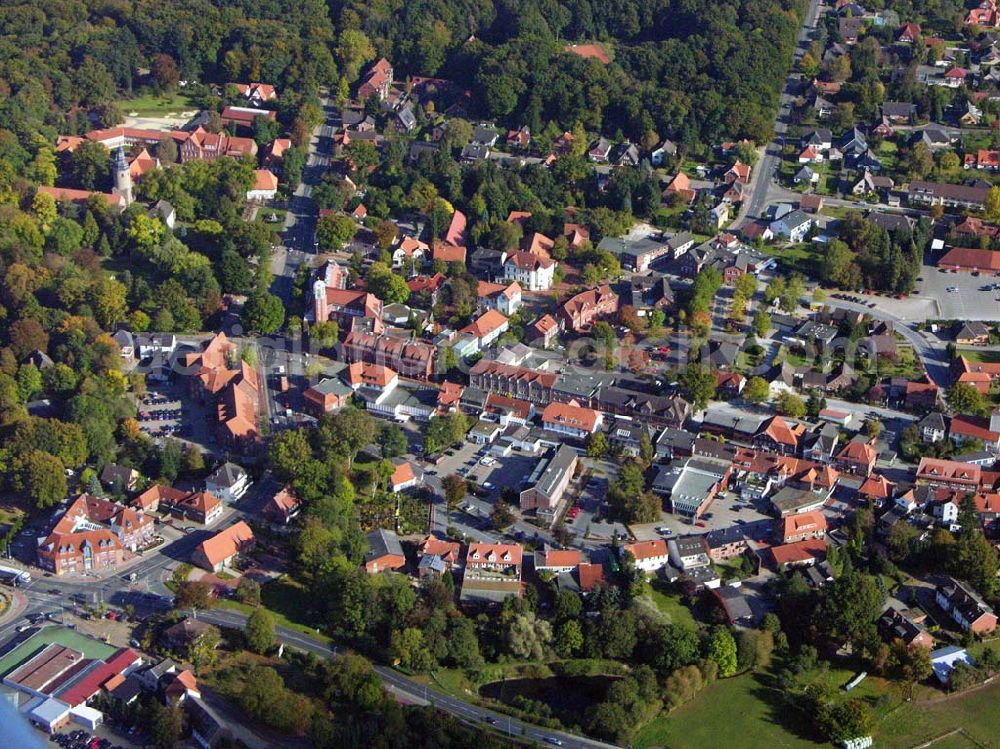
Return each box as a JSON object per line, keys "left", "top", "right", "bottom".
{"left": 950, "top": 415, "right": 1000, "bottom": 442}
{"left": 624, "top": 539, "right": 668, "bottom": 561}
{"left": 251, "top": 169, "right": 278, "bottom": 191}
{"left": 859, "top": 474, "right": 893, "bottom": 499}
{"left": 763, "top": 416, "right": 801, "bottom": 447}
{"left": 195, "top": 521, "right": 254, "bottom": 568}
{"left": 533, "top": 314, "right": 558, "bottom": 335}
{"left": 433, "top": 241, "right": 467, "bottom": 263}
{"left": 391, "top": 462, "right": 416, "bottom": 488}
{"left": 917, "top": 457, "right": 982, "bottom": 485}
{"left": 419, "top": 535, "right": 461, "bottom": 563}
{"left": 837, "top": 440, "right": 876, "bottom": 465}
{"left": 770, "top": 537, "right": 827, "bottom": 566}
{"left": 541, "top": 401, "right": 601, "bottom": 432}
{"left": 577, "top": 562, "right": 606, "bottom": 592}
{"left": 467, "top": 542, "right": 523, "bottom": 566}
{"left": 461, "top": 309, "right": 509, "bottom": 340}
{"left": 938, "top": 247, "right": 1000, "bottom": 271}
{"left": 536, "top": 548, "right": 583, "bottom": 568}
{"left": 37, "top": 185, "right": 123, "bottom": 210}
{"left": 507, "top": 250, "right": 554, "bottom": 270}
{"left": 782, "top": 511, "right": 827, "bottom": 540}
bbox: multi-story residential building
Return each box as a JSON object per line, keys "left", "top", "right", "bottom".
{"left": 916, "top": 457, "right": 982, "bottom": 491}
{"left": 477, "top": 281, "right": 522, "bottom": 316}
{"left": 936, "top": 577, "right": 998, "bottom": 634}
{"left": 179, "top": 127, "right": 258, "bottom": 163}
{"left": 781, "top": 510, "right": 828, "bottom": 544}
{"left": 519, "top": 445, "right": 578, "bottom": 522}
{"left": 343, "top": 331, "right": 436, "bottom": 381}
{"left": 623, "top": 539, "right": 670, "bottom": 573}
{"left": 540, "top": 401, "right": 602, "bottom": 439}
{"left": 460, "top": 309, "right": 510, "bottom": 350}
{"left": 38, "top": 495, "right": 155, "bottom": 575}
{"left": 469, "top": 360, "right": 558, "bottom": 403}
{"left": 502, "top": 251, "right": 555, "bottom": 291}
{"left": 358, "top": 58, "right": 394, "bottom": 101}
{"left": 182, "top": 334, "right": 261, "bottom": 453}
{"left": 461, "top": 542, "right": 524, "bottom": 604}
{"left": 557, "top": 285, "right": 620, "bottom": 333}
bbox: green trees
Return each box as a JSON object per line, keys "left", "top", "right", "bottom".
{"left": 366, "top": 262, "right": 411, "bottom": 304}
{"left": 705, "top": 626, "right": 738, "bottom": 677}
{"left": 680, "top": 364, "right": 717, "bottom": 410}
{"left": 390, "top": 627, "right": 435, "bottom": 671}
{"left": 315, "top": 212, "right": 358, "bottom": 250}
{"left": 174, "top": 580, "right": 215, "bottom": 612}
{"left": 245, "top": 607, "right": 277, "bottom": 654}
{"left": 743, "top": 376, "right": 770, "bottom": 405}
{"left": 505, "top": 612, "right": 552, "bottom": 660}
{"left": 608, "top": 461, "right": 660, "bottom": 523}
{"left": 587, "top": 431, "right": 609, "bottom": 458}
{"left": 775, "top": 391, "right": 807, "bottom": 419}
{"left": 148, "top": 701, "right": 182, "bottom": 749}
{"left": 816, "top": 569, "right": 884, "bottom": 650}
{"left": 442, "top": 474, "right": 468, "bottom": 510}
{"left": 424, "top": 412, "right": 469, "bottom": 454}
{"left": 240, "top": 666, "right": 314, "bottom": 733}
{"left": 377, "top": 423, "right": 408, "bottom": 458}
{"left": 587, "top": 666, "right": 662, "bottom": 744}
{"left": 13, "top": 450, "right": 66, "bottom": 508}
{"left": 947, "top": 382, "right": 988, "bottom": 416}
{"left": 815, "top": 698, "right": 874, "bottom": 743}
{"left": 240, "top": 290, "right": 285, "bottom": 334}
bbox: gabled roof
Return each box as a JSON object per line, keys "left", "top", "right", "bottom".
{"left": 783, "top": 510, "right": 828, "bottom": 539}
{"left": 195, "top": 521, "right": 254, "bottom": 567}
{"left": 623, "top": 539, "right": 668, "bottom": 561}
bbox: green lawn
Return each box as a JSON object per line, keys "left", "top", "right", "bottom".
{"left": 636, "top": 662, "right": 903, "bottom": 749}
{"left": 634, "top": 672, "right": 826, "bottom": 749}
{"left": 647, "top": 589, "right": 698, "bottom": 630}
{"left": 123, "top": 91, "right": 197, "bottom": 116}
{"left": 765, "top": 242, "right": 823, "bottom": 277}
{"left": 957, "top": 348, "right": 1000, "bottom": 364}
{"left": 877, "top": 679, "right": 1000, "bottom": 749}
{"left": 216, "top": 576, "right": 331, "bottom": 643}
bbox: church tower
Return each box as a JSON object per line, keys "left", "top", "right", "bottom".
{"left": 112, "top": 148, "right": 133, "bottom": 206}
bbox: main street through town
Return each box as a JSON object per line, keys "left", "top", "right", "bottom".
{"left": 268, "top": 97, "right": 336, "bottom": 307}
{"left": 735, "top": 0, "right": 825, "bottom": 226}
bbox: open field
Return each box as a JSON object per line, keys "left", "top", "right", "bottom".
{"left": 123, "top": 92, "right": 197, "bottom": 117}
{"left": 635, "top": 660, "right": 1000, "bottom": 749}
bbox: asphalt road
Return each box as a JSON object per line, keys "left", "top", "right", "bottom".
{"left": 200, "top": 608, "right": 621, "bottom": 749}
{"left": 269, "top": 98, "right": 335, "bottom": 306}
{"left": 738, "top": 0, "right": 825, "bottom": 225}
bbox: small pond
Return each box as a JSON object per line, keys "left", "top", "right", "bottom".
{"left": 479, "top": 674, "right": 616, "bottom": 721}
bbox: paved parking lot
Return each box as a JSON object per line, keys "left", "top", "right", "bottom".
{"left": 135, "top": 383, "right": 210, "bottom": 450}
{"left": 628, "top": 489, "right": 775, "bottom": 542}
{"left": 913, "top": 265, "right": 1000, "bottom": 321}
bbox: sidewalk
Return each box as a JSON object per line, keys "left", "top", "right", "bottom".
{"left": 0, "top": 588, "right": 28, "bottom": 626}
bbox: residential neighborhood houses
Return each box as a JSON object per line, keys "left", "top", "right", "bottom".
{"left": 13, "top": 0, "right": 1000, "bottom": 747}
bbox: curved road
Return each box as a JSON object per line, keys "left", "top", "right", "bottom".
{"left": 199, "top": 608, "right": 620, "bottom": 749}
{"left": 822, "top": 298, "right": 952, "bottom": 386}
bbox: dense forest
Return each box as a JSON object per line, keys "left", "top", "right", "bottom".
{"left": 0, "top": 0, "right": 804, "bottom": 150}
